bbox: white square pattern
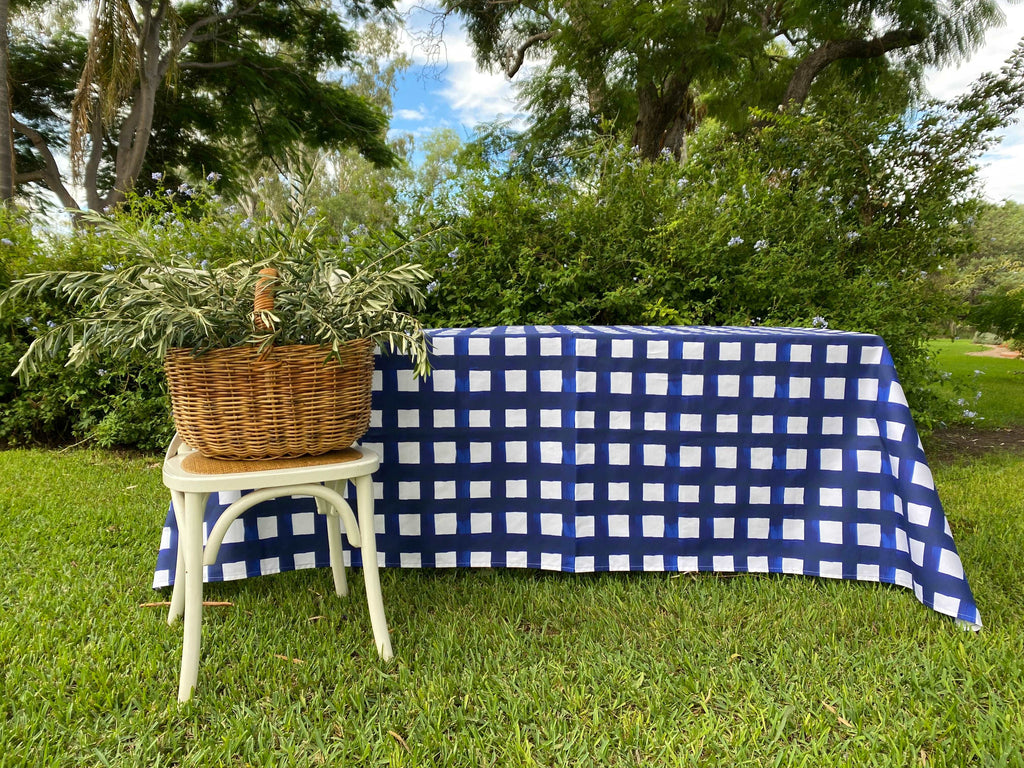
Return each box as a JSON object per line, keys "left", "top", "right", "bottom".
{"left": 158, "top": 328, "right": 978, "bottom": 631}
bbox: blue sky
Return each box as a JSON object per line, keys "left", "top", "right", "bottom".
{"left": 386, "top": 1, "right": 1024, "bottom": 202}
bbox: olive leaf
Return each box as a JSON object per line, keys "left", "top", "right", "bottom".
{"left": 1, "top": 212, "right": 435, "bottom": 382}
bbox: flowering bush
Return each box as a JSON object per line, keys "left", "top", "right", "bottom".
{"left": 413, "top": 94, "right": 994, "bottom": 427}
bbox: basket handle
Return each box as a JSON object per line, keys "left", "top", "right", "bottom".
{"left": 254, "top": 267, "right": 278, "bottom": 331}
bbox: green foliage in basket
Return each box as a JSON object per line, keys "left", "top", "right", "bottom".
{"left": 1, "top": 212, "right": 434, "bottom": 382}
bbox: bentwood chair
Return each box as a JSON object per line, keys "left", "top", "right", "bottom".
{"left": 161, "top": 434, "right": 392, "bottom": 701}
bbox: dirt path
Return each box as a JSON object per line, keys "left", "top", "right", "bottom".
{"left": 966, "top": 344, "right": 1021, "bottom": 359}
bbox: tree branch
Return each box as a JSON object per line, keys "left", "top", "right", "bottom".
{"left": 11, "top": 119, "right": 81, "bottom": 209}
{"left": 783, "top": 29, "right": 926, "bottom": 108}
{"left": 85, "top": 101, "right": 106, "bottom": 210}
{"left": 503, "top": 29, "right": 554, "bottom": 77}
{"left": 179, "top": 60, "right": 241, "bottom": 70}
{"left": 176, "top": 2, "right": 260, "bottom": 51}
{"left": 14, "top": 170, "right": 46, "bottom": 184}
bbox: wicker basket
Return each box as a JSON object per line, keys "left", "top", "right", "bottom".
{"left": 164, "top": 270, "right": 374, "bottom": 460}
{"left": 164, "top": 341, "right": 374, "bottom": 460}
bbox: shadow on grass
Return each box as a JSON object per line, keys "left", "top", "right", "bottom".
{"left": 923, "top": 424, "right": 1024, "bottom": 464}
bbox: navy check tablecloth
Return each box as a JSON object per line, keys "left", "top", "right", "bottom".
{"left": 153, "top": 325, "right": 981, "bottom": 628}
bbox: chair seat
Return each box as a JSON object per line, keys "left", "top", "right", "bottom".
{"left": 180, "top": 447, "right": 362, "bottom": 475}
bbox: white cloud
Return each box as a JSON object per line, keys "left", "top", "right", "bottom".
{"left": 978, "top": 129, "right": 1024, "bottom": 202}
{"left": 388, "top": 121, "right": 455, "bottom": 142}
{"left": 393, "top": 5, "right": 523, "bottom": 128}
{"left": 394, "top": 107, "right": 428, "bottom": 121}
{"left": 925, "top": 3, "right": 1024, "bottom": 102}
{"left": 438, "top": 61, "right": 522, "bottom": 127}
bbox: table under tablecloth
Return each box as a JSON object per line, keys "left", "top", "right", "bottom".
{"left": 153, "top": 325, "right": 981, "bottom": 628}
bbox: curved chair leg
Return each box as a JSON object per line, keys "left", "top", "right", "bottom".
{"left": 168, "top": 490, "right": 188, "bottom": 625}
{"left": 319, "top": 485, "right": 350, "bottom": 597}
{"left": 355, "top": 475, "right": 393, "bottom": 660}
{"left": 178, "top": 490, "right": 208, "bottom": 702}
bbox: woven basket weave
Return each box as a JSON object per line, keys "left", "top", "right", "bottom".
{"left": 164, "top": 268, "right": 375, "bottom": 460}
{"left": 165, "top": 341, "right": 374, "bottom": 460}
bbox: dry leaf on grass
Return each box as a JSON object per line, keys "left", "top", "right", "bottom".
{"left": 389, "top": 731, "right": 411, "bottom": 753}
{"left": 822, "top": 701, "right": 854, "bottom": 728}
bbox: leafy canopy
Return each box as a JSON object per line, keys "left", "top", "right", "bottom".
{"left": 7, "top": 0, "right": 401, "bottom": 210}
{"left": 440, "top": 0, "right": 1004, "bottom": 159}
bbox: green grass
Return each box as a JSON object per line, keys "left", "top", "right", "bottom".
{"left": 929, "top": 340, "right": 1024, "bottom": 426}
{"left": 2, "top": 445, "right": 1023, "bottom": 767}
{"left": 3, "top": 339, "right": 1024, "bottom": 766}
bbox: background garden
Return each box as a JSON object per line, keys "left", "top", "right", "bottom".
{"left": 2, "top": 2, "right": 1024, "bottom": 444}
{"left": 2, "top": 0, "right": 1024, "bottom": 765}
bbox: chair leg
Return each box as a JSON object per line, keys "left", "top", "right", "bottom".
{"left": 320, "top": 487, "right": 349, "bottom": 597}
{"left": 177, "top": 491, "right": 207, "bottom": 702}
{"left": 168, "top": 490, "right": 187, "bottom": 625}
{"left": 354, "top": 475, "right": 393, "bottom": 660}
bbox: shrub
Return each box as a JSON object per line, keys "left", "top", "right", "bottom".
{"left": 413, "top": 91, "right": 1001, "bottom": 428}
{"left": 0, "top": 209, "right": 175, "bottom": 450}
{"left": 0, "top": 184, "right": 234, "bottom": 449}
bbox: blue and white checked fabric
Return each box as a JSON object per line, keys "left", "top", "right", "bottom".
{"left": 153, "top": 326, "right": 981, "bottom": 628}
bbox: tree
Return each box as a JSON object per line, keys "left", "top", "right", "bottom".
{"left": 5, "top": 0, "right": 400, "bottom": 211}
{"left": 0, "top": 0, "right": 13, "bottom": 203}
{"left": 311, "top": 20, "right": 416, "bottom": 231}
{"left": 953, "top": 201, "right": 1024, "bottom": 343}
{"left": 438, "top": 0, "right": 1005, "bottom": 159}
{"left": 971, "top": 201, "right": 1024, "bottom": 260}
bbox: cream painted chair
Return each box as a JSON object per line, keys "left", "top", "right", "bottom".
{"left": 161, "top": 434, "right": 392, "bottom": 702}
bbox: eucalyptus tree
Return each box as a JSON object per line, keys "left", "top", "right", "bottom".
{"left": 439, "top": 0, "right": 1007, "bottom": 159}
{"left": 4, "top": 0, "right": 400, "bottom": 210}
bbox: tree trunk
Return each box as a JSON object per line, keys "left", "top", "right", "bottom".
{"left": 95, "top": 4, "right": 166, "bottom": 209}
{"left": 632, "top": 71, "right": 695, "bottom": 161}
{"left": 0, "top": 0, "right": 15, "bottom": 204}
{"left": 12, "top": 117, "right": 80, "bottom": 209}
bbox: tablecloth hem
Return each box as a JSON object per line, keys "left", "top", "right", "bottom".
{"left": 152, "top": 556, "right": 981, "bottom": 629}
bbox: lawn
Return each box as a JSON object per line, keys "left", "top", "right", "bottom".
{"left": 929, "top": 340, "right": 1024, "bottom": 427}
{"left": 2, "top": 345, "right": 1024, "bottom": 766}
